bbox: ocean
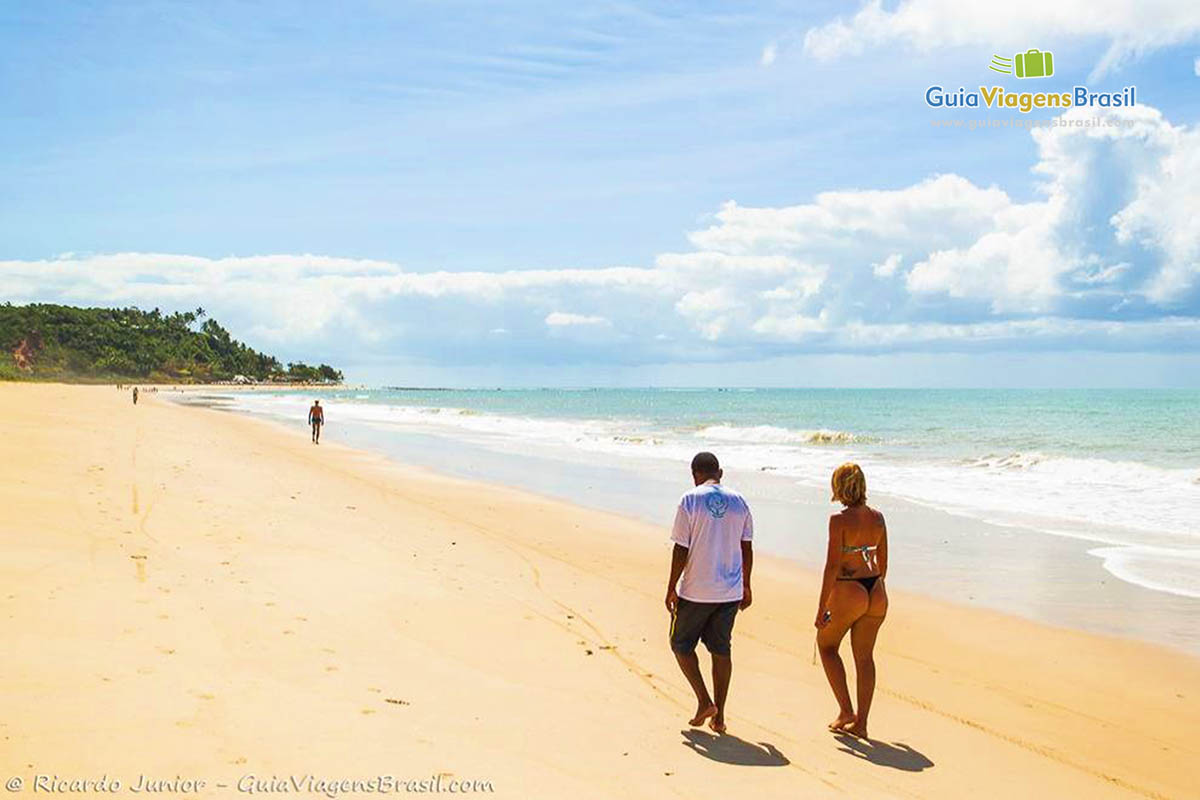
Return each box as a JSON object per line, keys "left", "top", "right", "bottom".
{"left": 221, "top": 388, "right": 1200, "bottom": 607}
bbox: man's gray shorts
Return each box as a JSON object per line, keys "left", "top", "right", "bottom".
{"left": 670, "top": 598, "right": 739, "bottom": 656}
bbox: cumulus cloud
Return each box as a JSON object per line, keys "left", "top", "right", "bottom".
{"left": 760, "top": 42, "right": 777, "bottom": 67}
{"left": 803, "top": 0, "right": 1200, "bottom": 78}
{"left": 687, "top": 175, "right": 1011, "bottom": 256}
{"left": 907, "top": 105, "right": 1200, "bottom": 312}
{"left": 872, "top": 254, "right": 902, "bottom": 278}
{"left": 3, "top": 104, "right": 1198, "bottom": 369}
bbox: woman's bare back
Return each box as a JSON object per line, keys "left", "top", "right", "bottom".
{"left": 836, "top": 505, "right": 886, "bottom": 580}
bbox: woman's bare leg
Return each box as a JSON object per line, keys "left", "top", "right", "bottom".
{"left": 819, "top": 581, "right": 870, "bottom": 730}
{"left": 848, "top": 613, "right": 885, "bottom": 738}
{"left": 817, "top": 634, "right": 854, "bottom": 725}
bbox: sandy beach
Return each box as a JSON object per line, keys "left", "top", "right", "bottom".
{"left": 2, "top": 383, "right": 1198, "bottom": 799}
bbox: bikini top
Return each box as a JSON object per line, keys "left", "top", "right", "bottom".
{"left": 842, "top": 544, "right": 879, "bottom": 573}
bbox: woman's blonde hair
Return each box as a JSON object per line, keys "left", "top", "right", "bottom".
{"left": 831, "top": 462, "right": 867, "bottom": 506}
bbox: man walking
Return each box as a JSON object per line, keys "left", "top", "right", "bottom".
{"left": 665, "top": 451, "right": 753, "bottom": 733}
{"left": 308, "top": 399, "right": 324, "bottom": 444}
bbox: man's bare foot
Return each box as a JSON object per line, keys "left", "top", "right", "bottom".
{"left": 709, "top": 716, "right": 727, "bottom": 734}
{"left": 828, "top": 711, "right": 856, "bottom": 731}
{"left": 688, "top": 703, "right": 718, "bottom": 727}
{"left": 843, "top": 720, "right": 869, "bottom": 739}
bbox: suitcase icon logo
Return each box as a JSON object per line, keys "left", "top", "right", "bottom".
{"left": 989, "top": 49, "right": 1054, "bottom": 78}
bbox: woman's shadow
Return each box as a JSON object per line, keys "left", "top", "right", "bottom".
{"left": 833, "top": 733, "right": 934, "bottom": 771}
{"left": 680, "top": 730, "right": 789, "bottom": 766}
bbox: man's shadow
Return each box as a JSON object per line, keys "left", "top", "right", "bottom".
{"left": 833, "top": 733, "right": 934, "bottom": 772}
{"left": 680, "top": 729, "right": 789, "bottom": 766}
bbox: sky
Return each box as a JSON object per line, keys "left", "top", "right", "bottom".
{"left": 2, "top": 0, "right": 1200, "bottom": 386}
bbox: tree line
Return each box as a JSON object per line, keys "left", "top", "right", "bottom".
{"left": 0, "top": 303, "right": 343, "bottom": 383}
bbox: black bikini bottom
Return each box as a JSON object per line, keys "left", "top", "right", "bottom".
{"left": 837, "top": 575, "right": 880, "bottom": 593}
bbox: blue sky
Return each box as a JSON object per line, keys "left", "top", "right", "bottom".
{"left": 3, "top": 1, "right": 1200, "bottom": 386}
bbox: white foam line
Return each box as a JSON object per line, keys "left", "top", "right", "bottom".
{"left": 225, "top": 392, "right": 1200, "bottom": 560}
{"left": 1088, "top": 546, "right": 1200, "bottom": 600}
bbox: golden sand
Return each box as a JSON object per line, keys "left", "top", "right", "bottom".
{"left": 1, "top": 384, "right": 1197, "bottom": 798}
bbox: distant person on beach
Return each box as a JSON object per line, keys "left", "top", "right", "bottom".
{"left": 132, "top": 387, "right": 138, "bottom": 405}
{"left": 814, "top": 463, "right": 888, "bottom": 739}
{"left": 308, "top": 400, "right": 324, "bottom": 444}
{"left": 665, "top": 451, "right": 754, "bottom": 734}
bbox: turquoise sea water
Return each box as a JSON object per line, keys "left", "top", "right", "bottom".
{"left": 228, "top": 388, "right": 1200, "bottom": 599}
{"left": 336, "top": 388, "right": 1199, "bottom": 465}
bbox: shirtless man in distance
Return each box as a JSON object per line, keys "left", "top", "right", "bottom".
{"left": 308, "top": 400, "right": 324, "bottom": 444}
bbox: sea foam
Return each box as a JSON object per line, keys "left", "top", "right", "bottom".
{"left": 224, "top": 391, "right": 1200, "bottom": 598}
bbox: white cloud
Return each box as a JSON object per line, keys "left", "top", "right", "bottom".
{"left": 833, "top": 316, "right": 1200, "bottom": 348}
{"left": 803, "top": 0, "right": 1200, "bottom": 78}
{"left": 544, "top": 312, "right": 610, "bottom": 327}
{"left": 687, "top": 175, "right": 1010, "bottom": 256}
{"left": 752, "top": 310, "right": 828, "bottom": 339}
{"left": 675, "top": 288, "right": 744, "bottom": 341}
{"left": 4, "top": 104, "right": 1198, "bottom": 367}
{"left": 872, "top": 253, "right": 903, "bottom": 278}
{"left": 906, "top": 199, "right": 1068, "bottom": 311}
{"left": 909, "top": 105, "right": 1200, "bottom": 310}
{"left": 760, "top": 42, "right": 777, "bottom": 67}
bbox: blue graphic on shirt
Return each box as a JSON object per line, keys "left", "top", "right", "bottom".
{"left": 704, "top": 490, "right": 729, "bottom": 519}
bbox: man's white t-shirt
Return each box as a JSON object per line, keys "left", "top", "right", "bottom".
{"left": 670, "top": 480, "right": 753, "bottom": 603}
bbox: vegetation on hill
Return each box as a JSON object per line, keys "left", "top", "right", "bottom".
{"left": 0, "top": 303, "right": 342, "bottom": 384}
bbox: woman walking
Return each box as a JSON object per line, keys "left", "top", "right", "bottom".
{"left": 814, "top": 463, "right": 888, "bottom": 739}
